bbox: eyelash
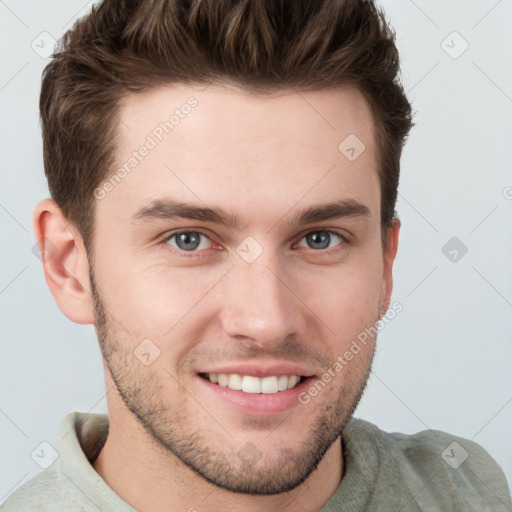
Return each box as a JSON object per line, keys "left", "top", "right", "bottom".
{"left": 160, "top": 229, "right": 348, "bottom": 255}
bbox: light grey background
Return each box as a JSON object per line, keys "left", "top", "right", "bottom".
{"left": 1, "top": 0, "right": 511, "bottom": 504}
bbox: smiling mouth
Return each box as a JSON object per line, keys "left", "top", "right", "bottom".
{"left": 199, "top": 373, "right": 307, "bottom": 394}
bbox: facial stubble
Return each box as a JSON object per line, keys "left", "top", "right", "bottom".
{"left": 88, "top": 263, "right": 376, "bottom": 495}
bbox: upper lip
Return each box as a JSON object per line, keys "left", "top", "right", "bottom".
{"left": 197, "top": 362, "right": 316, "bottom": 378}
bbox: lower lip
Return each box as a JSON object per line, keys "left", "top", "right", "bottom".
{"left": 196, "top": 375, "right": 314, "bottom": 416}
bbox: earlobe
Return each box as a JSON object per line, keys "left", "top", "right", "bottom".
{"left": 33, "top": 198, "right": 95, "bottom": 325}
{"left": 380, "top": 218, "right": 400, "bottom": 316}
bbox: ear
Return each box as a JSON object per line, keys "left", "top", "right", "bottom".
{"left": 380, "top": 217, "right": 400, "bottom": 317}
{"left": 33, "top": 198, "right": 95, "bottom": 324}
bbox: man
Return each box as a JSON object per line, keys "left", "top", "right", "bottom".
{"left": 3, "top": 0, "right": 510, "bottom": 510}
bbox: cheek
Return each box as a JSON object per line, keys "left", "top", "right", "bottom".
{"left": 100, "top": 261, "right": 228, "bottom": 339}
{"left": 298, "top": 256, "right": 383, "bottom": 335}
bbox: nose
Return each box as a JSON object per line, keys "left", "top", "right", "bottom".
{"left": 218, "top": 253, "right": 304, "bottom": 349}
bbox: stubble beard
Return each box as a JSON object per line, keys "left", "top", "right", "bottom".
{"left": 89, "top": 266, "right": 375, "bottom": 495}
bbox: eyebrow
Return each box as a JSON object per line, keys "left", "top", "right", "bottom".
{"left": 131, "top": 199, "right": 244, "bottom": 229}
{"left": 290, "top": 199, "right": 370, "bottom": 225}
{"left": 131, "top": 198, "right": 370, "bottom": 229}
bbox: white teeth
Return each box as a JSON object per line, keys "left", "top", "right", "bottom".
{"left": 228, "top": 374, "right": 242, "bottom": 390}
{"left": 278, "top": 375, "right": 288, "bottom": 391}
{"left": 288, "top": 375, "right": 300, "bottom": 388}
{"left": 242, "top": 375, "right": 261, "bottom": 394}
{"left": 207, "top": 373, "right": 304, "bottom": 394}
{"left": 261, "top": 376, "right": 278, "bottom": 394}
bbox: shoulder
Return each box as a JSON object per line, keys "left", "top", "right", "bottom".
{"left": 1, "top": 468, "right": 76, "bottom": 511}
{"left": 1, "top": 411, "right": 110, "bottom": 512}
{"left": 344, "top": 417, "right": 512, "bottom": 511}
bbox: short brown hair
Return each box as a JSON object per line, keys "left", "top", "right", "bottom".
{"left": 40, "top": 0, "right": 413, "bottom": 255}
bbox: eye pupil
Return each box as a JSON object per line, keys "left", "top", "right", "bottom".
{"left": 306, "top": 231, "right": 331, "bottom": 249}
{"left": 176, "top": 232, "right": 200, "bottom": 251}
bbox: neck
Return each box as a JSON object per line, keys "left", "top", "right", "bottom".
{"left": 93, "top": 405, "right": 344, "bottom": 512}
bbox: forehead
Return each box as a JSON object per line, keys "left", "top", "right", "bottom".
{"left": 98, "top": 83, "right": 380, "bottom": 227}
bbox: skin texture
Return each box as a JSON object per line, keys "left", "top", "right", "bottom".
{"left": 34, "top": 84, "right": 399, "bottom": 512}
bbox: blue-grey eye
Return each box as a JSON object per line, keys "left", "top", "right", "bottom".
{"left": 298, "top": 231, "right": 343, "bottom": 250}
{"left": 167, "top": 232, "right": 211, "bottom": 251}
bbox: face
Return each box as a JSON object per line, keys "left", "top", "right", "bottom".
{"left": 89, "top": 83, "right": 395, "bottom": 494}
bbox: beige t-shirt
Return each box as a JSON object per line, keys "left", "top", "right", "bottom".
{"left": 2, "top": 412, "right": 511, "bottom": 511}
